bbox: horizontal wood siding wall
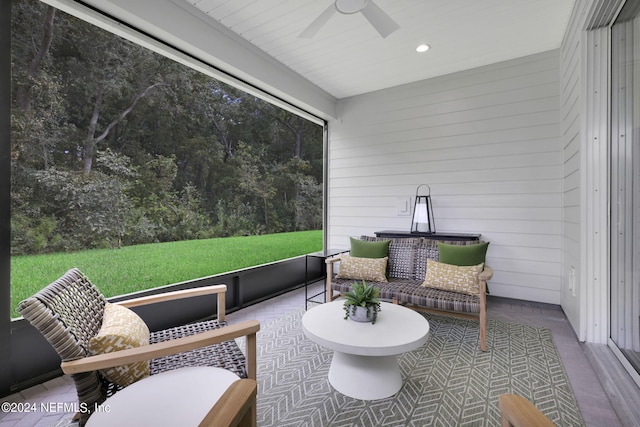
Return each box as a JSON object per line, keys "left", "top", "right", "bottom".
{"left": 559, "top": 0, "right": 588, "bottom": 336}
{"left": 328, "top": 50, "right": 562, "bottom": 304}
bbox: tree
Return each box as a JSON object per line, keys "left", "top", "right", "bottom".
{"left": 83, "top": 82, "right": 164, "bottom": 175}
{"left": 11, "top": 0, "right": 63, "bottom": 170}
{"left": 14, "top": 4, "right": 56, "bottom": 113}
{"left": 10, "top": 0, "right": 324, "bottom": 255}
{"left": 52, "top": 22, "right": 173, "bottom": 175}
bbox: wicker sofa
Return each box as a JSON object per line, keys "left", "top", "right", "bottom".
{"left": 326, "top": 236, "right": 493, "bottom": 351}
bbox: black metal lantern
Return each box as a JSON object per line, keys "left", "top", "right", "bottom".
{"left": 410, "top": 184, "right": 435, "bottom": 234}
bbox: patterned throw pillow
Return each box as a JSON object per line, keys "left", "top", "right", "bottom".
{"left": 336, "top": 254, "right": 388, "bottom": 282}
{"left": 387, "top": 239, "right": 416, "bottom": 280}
{"left": 422, "top": 259, "right": 484, "bottom": 295}
{"left": 414, "top": 239, "right": 439, "bottom": 280}
{"left": 89, "top": 303, "right": 151, "bottom": 386}
{"left": 358, "top": 236, "right": 414, "bottom": 279}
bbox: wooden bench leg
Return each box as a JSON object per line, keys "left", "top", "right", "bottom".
{"left": 326, "top": 262, "right": 334, "bottom": 302}
{"left": 480, "top": 278, "right": 487, "bottom": 352}
{"left": 479, "top": 310, "right": 486, "bottom": 352}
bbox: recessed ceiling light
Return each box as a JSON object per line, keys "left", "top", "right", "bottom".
{"left": 416, "top": 44, "right": 430, "bottom": 53}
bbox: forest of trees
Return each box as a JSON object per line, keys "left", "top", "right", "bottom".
{"left": 10, "top": 0, "right": 324, "bottom": 256}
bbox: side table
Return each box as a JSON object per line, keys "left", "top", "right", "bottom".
{"left": 305, "top": 248, "right": 347, "bottom": 310}
{"left": 374, "top": 230, "right": 480, "bottom": 241}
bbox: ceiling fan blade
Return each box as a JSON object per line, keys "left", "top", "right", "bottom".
{"left": 298, "top": 4, "right": 337, "bottom": 39}
{"left": 360, "top": 0, "right": 399, "bottom": 38}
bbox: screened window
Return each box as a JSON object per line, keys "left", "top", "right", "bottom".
{"left": 10, "top": 0, "right": 323, "bottom": 317}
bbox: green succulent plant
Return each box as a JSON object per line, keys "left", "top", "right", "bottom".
{"left": 343, "top": 280, "right": 382, "bottom": 324}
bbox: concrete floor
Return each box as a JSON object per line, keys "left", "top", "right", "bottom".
{"left": 0, "top": 282, "right": 636, "bottom": 427}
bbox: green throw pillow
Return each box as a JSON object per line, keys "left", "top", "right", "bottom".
{"left": 438, "top": 241, "right": 489, "bottom": 266}
{"left": 350, "top": 237, "right": 390, "bottom": 258}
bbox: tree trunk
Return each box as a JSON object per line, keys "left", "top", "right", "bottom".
{"left": 294, "top": 116, "right": 303, "bottom": 158}
{"left": 270, "top": 112, "right": 304, "bottom": 158}
{"left": 84, "top": 91, "right": 102, "bottom": 174}
{"left": 83, "top": 84, "right": 163, "bottom": 175}
{"left": 211, "top": 116, "right": 234, "bottom": 161}
{"left": 17, "top": 6, "right": 56, "bottom": 112}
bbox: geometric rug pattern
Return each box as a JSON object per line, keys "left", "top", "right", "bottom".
{"left": 256, "top": 310, "right": 585, "bottom": 426}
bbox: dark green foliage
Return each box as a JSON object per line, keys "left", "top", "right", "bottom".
{"left": 10, "top": 0, "right": 323, "bottom": 255}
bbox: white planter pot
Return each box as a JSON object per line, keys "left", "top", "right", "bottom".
{"left": 348, "top": 305, "right": 375, "bottom": 323}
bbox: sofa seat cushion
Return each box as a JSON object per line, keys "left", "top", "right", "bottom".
{"left": 149, "top": 319, "right": 248, "bottom": 379}
{"left": 331, "top": 277, "right": 417, "bottom": 300}
{"left": 331, "top": 278, "right": 481, "bottom": 314}
{"left": 405, "top": 286, "right": 481, "bottom": 314}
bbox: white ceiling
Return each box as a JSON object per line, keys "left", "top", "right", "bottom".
{"left": 180, "top": 0, "right": 576, "bottom": 99}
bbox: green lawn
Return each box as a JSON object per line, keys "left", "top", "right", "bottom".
{"left": 10, "top": 230, "right": 322, "bottom": 319}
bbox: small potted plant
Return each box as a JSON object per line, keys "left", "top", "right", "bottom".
{"left": 343, "top": 280, "right": 382, "bottom": 324}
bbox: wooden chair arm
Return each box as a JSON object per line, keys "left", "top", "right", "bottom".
{"left": 325, "top": 254, "right": 347, "bottom": 302}
{"left": 199, "top": 379, "right": 257, "bottom": 427}
{"left": 325, "top": 254, "right": 346, "bottom": 264}
{"left": 116, "top": 284, "right": 227, "bottom": 321}
{"left": 499, "top": 394, "right": 556, "bottom": 427}
{"left": 61, "top": 319, "right": 260, "bottom": 378}
{"left": 479, "top": 265, "right": 493, "bottom": 281}
{"left": 478, "top": 265, "right": 490, "bottom": 351}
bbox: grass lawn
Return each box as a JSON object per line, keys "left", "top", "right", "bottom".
{"left": 10, "top": 230, "right": 322, "bottom": 319}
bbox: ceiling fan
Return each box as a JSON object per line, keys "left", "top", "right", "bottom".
{"left": 298, "top": 0, "right": 400, "bottom": 39}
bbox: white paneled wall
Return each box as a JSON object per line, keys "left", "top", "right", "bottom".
{"left": 327, "top": 50, "right": 562, "bottom": 304}
{"left": 559, "top": 0, "right": 589, "bottom": 338}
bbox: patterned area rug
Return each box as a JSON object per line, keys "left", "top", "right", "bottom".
{"left": 256, "top": 310, "right": 584, "bottom": 427}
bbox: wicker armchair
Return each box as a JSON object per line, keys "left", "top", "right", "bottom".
{"left": 17, "top": 268, "right": 259, "bottom": 426}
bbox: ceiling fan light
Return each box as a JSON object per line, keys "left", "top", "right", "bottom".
{"left": 360, "top": 0, "right": 399, "bottom": 38}
{"left": 299, "top": 0, "right": 398, "bottom": 39}
{"left": 416, "top": 44, "right": 430, "bottom": 53}
{"left": 335, "top": 0, "right": 368, "bottom": 14}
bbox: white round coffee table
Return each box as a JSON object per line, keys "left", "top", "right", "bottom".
{"left": 302, "top": 301, "right": 429, "bottom": 400}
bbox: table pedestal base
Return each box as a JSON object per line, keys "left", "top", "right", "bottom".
{"left": 328, "top": 351, "right": 402, "bottom": 400}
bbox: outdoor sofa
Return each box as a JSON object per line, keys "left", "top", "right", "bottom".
{"left": 326, "top": 236, "right": 492, "bottom": 351}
